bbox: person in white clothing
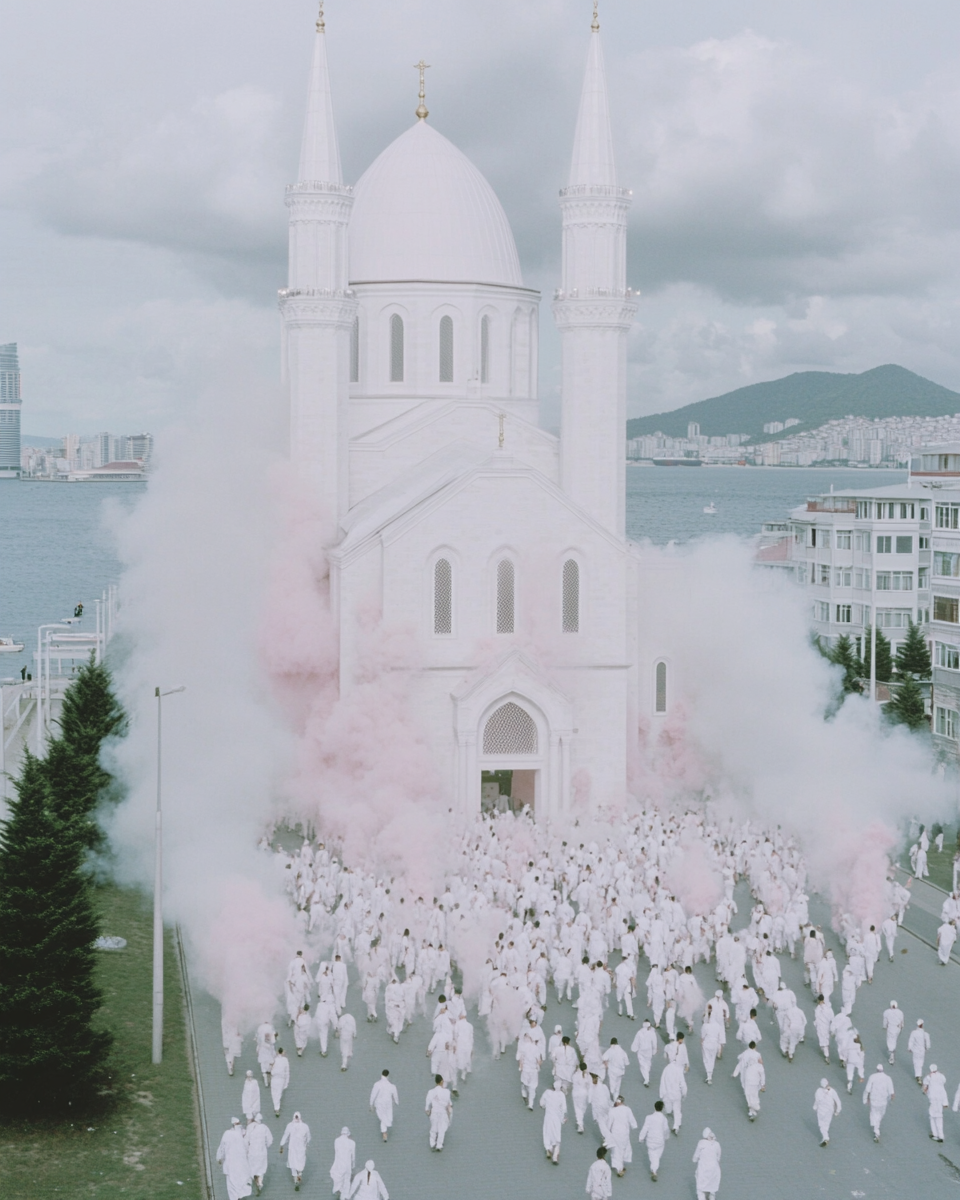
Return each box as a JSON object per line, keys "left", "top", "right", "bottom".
{"left": 222, "top": 1018, "right": 242, "bottom": 1077}
{"left": 632, "top": 1020, "right": 658, "bottom": 1087}
{"left": 659, "top": 1059, "right": 687, "bottom": 1133}
{"left": 425, "top": 1075, "right": 453, "bottom": 1150}
{"left": 733, "top": 1044, "right": 765, "bottom": 1121}
{"left": 338, "top": 1012, "right": 357, "bottom": 1071}
{"left": 294, "top": 1004, "right": 313, "bottom": 1056}
{"left": 245, "top": 1114, "right": 272, "bottom": 1195}
{"left": 882, "top": 1001, "right": 904, "bottom": 1065}
{"left": 605, "top": 1096, "right": 637, "bottom": 1177}
{"left": 241, "top": 1071, "right": 261, "bottom": 1121}
{"left": 937, "top": 920, "right": 957, "bottom": 965}
{"left": 863, "top": 1065, "right": 895, "bottom": 1142}
{"left": 572, "top": 1062, "right": 592, "bottom": 1133}
{"left": 348, "top": 1160, "right": 389, "bottom": 1200}
{"left": 602, "top": 1039, "right": 630, "bottom": 1100}
{"left": 369, "top": 1070, "right": 399, "bottom": 1141}
{"left": 585, "top": 1146, "right": 612, "bottom": 1200}
{"left": 692, "top": 1128, "right": 721, "bottom": 1200}
{"left": 638, "top": 1100, "right": 670, "bottom": 1181}
{"left": 270, "top": 1047, "right": 291, "bottom": 1117}
{"left": 908, "top": 1020, "right": 931, "bottom": 1082}
{"left": 330, "top": 1127, "right": 356, "bottom": 1199}
{"left": 216, "top": 1118, "right": 252, "bottom": 1200}
{"left": 813, "top": 1079, "right": 841, "bottom": 1146}
{"left": 279, "top": 1112, "right": 311, "bottom": 1192}
{"left": 700, "top": 1018, "right": 724, "bottom": 1085}
{"left": 539, "top": 1079, "right": 568, "bottom": 1164}
{"left": 924, "top": 1066, "right": 949, "bottom": 1142}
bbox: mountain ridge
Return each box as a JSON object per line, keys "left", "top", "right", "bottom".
{"left": 626, "top": 365, "right": 960, "bottom": 442}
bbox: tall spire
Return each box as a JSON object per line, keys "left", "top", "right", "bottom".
{"left": 297, "top": 2, "right": 342, "bottom": 184}
{"left": 567, "top": 14, "right": 616, "bottom": 188}
{"left": 414, "top": 59, "right": 430, "bottom": 121}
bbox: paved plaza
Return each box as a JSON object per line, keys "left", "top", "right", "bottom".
{"left": 186, "top": 882, "right": 960, "bottom": 1200}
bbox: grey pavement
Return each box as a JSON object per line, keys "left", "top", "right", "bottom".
{"left": 184, "top": 888, "right": 960, "bottom": 1200}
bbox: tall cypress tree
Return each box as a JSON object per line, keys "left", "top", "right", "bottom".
{"left": 895, "top": 621, "right": 932, "bottom": 679}
{"left": 885, "top": 675, "right": 929, "bottom": 730}
{"left": 0, "top": 753, "right": 112, "bottom": 1116}
{"left": 57, "top": 655, "right": 126, "bottom": 765}
{"left": 829, "top": 634, "right": 863, "bottom": 694}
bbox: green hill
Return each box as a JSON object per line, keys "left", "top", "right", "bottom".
{"left": 626, "top": 365, "right": 960, "bottom": 442}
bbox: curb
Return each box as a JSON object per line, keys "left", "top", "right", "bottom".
{"left": 176, "top": 923, "right": 215, "bottom": 1200}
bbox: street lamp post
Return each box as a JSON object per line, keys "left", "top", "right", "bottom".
{"left": 35, "top": 623, "right": 70, "bottom": 753}
{"left": 153, "top": 684, "right": 185, "bottom": 1065}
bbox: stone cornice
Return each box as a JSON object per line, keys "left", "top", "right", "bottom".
{"left": 278, "top": 291, "right": 358, "bottom": 327}
{"left": 552, "top": 296, "right": 637, "bottom": 329}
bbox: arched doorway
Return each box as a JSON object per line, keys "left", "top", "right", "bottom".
{"left": 479, "top": 699, "right": 542, "bottom": 814}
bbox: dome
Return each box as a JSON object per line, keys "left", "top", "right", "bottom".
{"left": 349, "top": 121, "right": 523, "bottom": 288}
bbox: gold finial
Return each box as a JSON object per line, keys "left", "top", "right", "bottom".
{"left": 591, "top": 0, "right": 599, "bottom": 32}
{"left": 498, "top": 413, "right": 505, "bottom": 449}
{"left": 415, "top": 59, "right": 430, "bottom": 120}
{"left": 316, "top": 0, "right": 325, "bottom": 33}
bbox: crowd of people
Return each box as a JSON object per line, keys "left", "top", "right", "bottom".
{"left": 214, "top": 806, "right": 950, "bottom": 1198}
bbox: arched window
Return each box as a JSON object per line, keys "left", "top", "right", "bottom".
{"left": 434, "top": 558, "right": 452, "bottom": 635}
{"left": 483, "top": 701, "right": 538, "bottom": 754}
{"left": 439, "top": 315, "right": 454, "bottom": 383}
{"left": 655, "top": 661, "right": 667, "bottom": 713}
{"left": 480, "top": 314, "right": 490, "bottom": 384}
{"left": 350, "top": 316, "right": 359, "bottom": 383}
{"left": 389, "top": 313, "right": 404, "bottom": 382}
{"left": 496, "top": 559, "right": 515, "bottom": 633}
{"left": 562, "top": 559, "right": 579, "bottom": 633}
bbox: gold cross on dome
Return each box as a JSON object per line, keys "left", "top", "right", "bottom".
{"left": 316, "top": 0, "right": 325, "bottom": 32}
{"left": 592, "top": 0, "right": 599, "bottom": 32}
{"left": 415, "top": 59, "right": 431, "bottom": 120}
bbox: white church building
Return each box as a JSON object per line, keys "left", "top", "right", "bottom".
{"left": 280, "top": 9, "right": 668, "bottom": 818}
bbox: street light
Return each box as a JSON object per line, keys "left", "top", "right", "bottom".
{"left": 35, "top": 623, "right": 70, "bottom": 753}
{"left": 153, "top": 684, "right": 185, "bottom": 1065}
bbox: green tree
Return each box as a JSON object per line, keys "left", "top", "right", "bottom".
{"left": 895, "top": 621, "right": 932, "bottom": 679}
{"left": 829, "top": 634, "right": 863, "bottom": 694}
{"left": 861, "top": 626, "right": 893, "bottom": 683}
{"left": 57, "top": 655, "right": 126, "bottom": 764}
{"left": 41, "top": 737, "right": 108, "bottom": 851}
{"left": 0, "top": 753, "right": 112, "bottom": 1117}
{"left": 884, "top": 675, "right": 929, "bottom": 730}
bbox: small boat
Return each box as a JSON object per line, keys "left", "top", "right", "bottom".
{"left": 0, "top": 637, "right": 24, "bottom": 653}
{"left": 703, "top": 502, "right": 717, "bottom": 515}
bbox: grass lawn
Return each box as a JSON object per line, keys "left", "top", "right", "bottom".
{"left": 899, "top": 825, "right": 958, "bottom": 892}
{"left": 0, "top": 885, "right": 204, "bottom": 1199}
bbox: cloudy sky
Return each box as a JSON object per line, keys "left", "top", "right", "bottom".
{"left": 4, "top": 0, "right": 960, "bottom": 434}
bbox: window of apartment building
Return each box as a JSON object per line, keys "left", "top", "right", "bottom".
{"left": 936, "top": 642, "right": 960, "bottom": 670}
{"left": 895, "top": 536, "right": 913, "bottom": 554}
{"left": 936, "top": 706, "right": 959, "bottom": 739}
{"left": 919, "top": 567, "right": 929, "bottom": 589}
{"left": 855, "top": 569, "right": 871, "bottom": 589}
{"left": 920, "top": 535, "right": 930, "bottom": 550}
{"left": 934, "top": 552, "right": 960, "bottom": 577}
{"left": 919, "top": 607, "right": 931, "bottom": 624}
{"left": 836, "top": 604, "right": 852, "bottom": 623}
{"left": 920, "top": 507, "right": 930, "bottom": 522}
{"left": 819, "top": 564, "right": 830, "bottom": 585}
{"left": 797, "top": 565, "right": 807, "bottom": 584}
{"left": 856, "top": 501, "right": 872, "bottom": 519}
{"left": 899, "top": 503, "right": 915, "bottom": 519}
{"left": 875, "top": 571, "right": 913, "bottom": 591}
{"left": 814, "top": 601, "right": 829, "bottom": 621}
{"left": 855, "top": 531, "right": 871, "bottom": 552}
{"left": 876, "top": 536, "right": 892, "bottom": 553}
{"left": 877, "top": 608, "right": 913, "bottom": 628}
{"left": 835, "top": 568, "right": 852, "bottom": 587}
{"left": 810, "top": 527, "right": 830, "bottom": 548}
{"left": 935, "top": 504, "right": 960, "bottom": 530}
{"left": 836, "top": 531, "right": 852, "bottom": 549}
{"left": 934, "top": 595, "right": 960, "bottom": 623}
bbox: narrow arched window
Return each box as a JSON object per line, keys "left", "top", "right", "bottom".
{"left": 439, "top": 315, "right": 454, "bottom": 383}
{"left": 655, "top": 661, "right": 667, "bottom": 713}
{"left": 434, "top": 558, "right": 452, "bottom": 635}
{"left": 562, "top": 559, "right": 579, "bottom": 633}
{"left": 350, "top": 316, "right": 359, "bottom": 383}
{"left": 390, "top": 314, "right": 404, "bottom": 382}
{"left": 496, "top": 559, "right": 515, "bottom": 633}
{"left": 480, "top": 315, "right": 490, "bottom": 384}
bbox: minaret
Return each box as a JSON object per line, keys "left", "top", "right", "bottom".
{"left": 553, "top": 3, "right": 635, "bottom": 538}
{"left": 280, "top": 3, "right": 356, "bottom": 539}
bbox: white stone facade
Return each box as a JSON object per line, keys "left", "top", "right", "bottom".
{"left": 281, "top": 18, "right": 664, "bottom": 818}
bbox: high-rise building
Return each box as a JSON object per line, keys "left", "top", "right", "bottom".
{"left": 0, "top": 343, "right": 22, "bottom": 479}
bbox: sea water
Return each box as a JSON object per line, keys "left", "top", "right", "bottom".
{"left": 0, "top": 467, "right": 905, "bottom": 679}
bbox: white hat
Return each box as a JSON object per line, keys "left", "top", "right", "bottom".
{"left": 341, "top": 1126, "right": 351, "bottom": 1136}
{"left": 820, "top": 1078, "right": 828, "bottom": 1087}
{"left": 917, "top": 1019, "right": 924, "bottom": 1026}
{"left": 876, "top": 1064, "right": 885, "bottom": 1072}
{"left": 246, "top": 1070, "right": 253, "bottom": 1077}
{"left": 231, "top": 1117, "right": 240, "bottom": 1125}
{"left": 931, "top": 1064, "right": 938, "bottom": 1072}
{"left": 702, "top": 1127, "right": 715, "bottom": 1139}
{"left": 890, "top": 1000, "right": 897, "bottom": 1008}
{"left": 365, "top": 1160, "right": 376, "bottom": 1171}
